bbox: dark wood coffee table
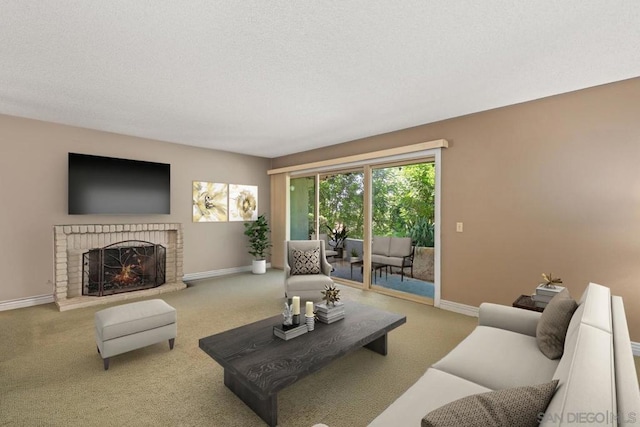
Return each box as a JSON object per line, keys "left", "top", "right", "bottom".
{"left": 199, "top": 301, "right": 406, "bottom": 426}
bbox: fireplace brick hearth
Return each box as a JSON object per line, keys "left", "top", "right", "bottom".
{"left": 53, "top": 223, "right": 186, "bottom": 311}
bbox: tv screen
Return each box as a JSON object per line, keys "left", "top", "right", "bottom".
{"left": 68, "top": 153, "right": 170, "bottom": 214}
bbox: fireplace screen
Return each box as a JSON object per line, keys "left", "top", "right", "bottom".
{"left": 83, "top": 240, "right": 166, "bottom": 296}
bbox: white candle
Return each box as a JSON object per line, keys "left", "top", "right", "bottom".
{"left": 306, "top": 301, "right": 314, "bottom": 317}
{"left": 292, "top": 296, "right": 300, "bottom": 315}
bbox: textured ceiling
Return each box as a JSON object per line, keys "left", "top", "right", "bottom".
{"left": 1, "top": 1, "right": 639, "bottom": 158}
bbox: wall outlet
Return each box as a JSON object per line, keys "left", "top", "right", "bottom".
{"left": 456, "top": 222, "right": 463, "bottom": 233}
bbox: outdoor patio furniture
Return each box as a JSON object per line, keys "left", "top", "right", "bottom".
{"left": 312, "top": 233, "right": 339, "bottom": 260}
{"left": 371, "top": 236, "right": 414, "bottom": 281}
{"left": 350, "top": 259, "right": 388, "bottom": 282}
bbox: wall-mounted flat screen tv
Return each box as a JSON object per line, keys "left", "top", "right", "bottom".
{"left": 68, "top": 153, "right": 170, "bottom": 215}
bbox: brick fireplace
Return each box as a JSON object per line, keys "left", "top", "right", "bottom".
{"left": 53, "top": 223, "right": 186, "bottom": 311}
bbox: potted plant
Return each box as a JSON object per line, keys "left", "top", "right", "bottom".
{"left": 326, "top": 224, "right": 348, "bottom": 258}
{"left": 244, "top": 214, "right": 272, "bottom": 274}
{"left": 348, "top": 247, "right": 361, "bottom": 262}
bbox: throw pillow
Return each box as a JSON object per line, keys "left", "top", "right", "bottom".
{"left": 422, "top": 380, "right": 559, "bottom": 427}
{"left": 536, "top": 288, "right": 578, "bottom": 359}
{"left": 291, "top": 248, "right": 321, "bottom": 275}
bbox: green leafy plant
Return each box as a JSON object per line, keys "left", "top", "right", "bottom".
{"left": 326, "top": 224, "right": 349, "bottom": 249}
{"left": 350, "top": 248, "right": 359, "bottom": 258}
{"left": 243, "top": 214, "right": 272, "bottom": 260}
{"left": 410, "top": 217, "right": 434, "bottom": 247}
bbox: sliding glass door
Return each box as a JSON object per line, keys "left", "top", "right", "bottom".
{"left": 318, "top": 170, "right": 364, "bottom": 284}
{"left": 283, "top": 145, "right": 442, "bottom": 306}
{"left": 289, "top": 176, "right": 315, "bottom": 240}
{"left": 369, "top": 161, "right": 435, "bottom": 302}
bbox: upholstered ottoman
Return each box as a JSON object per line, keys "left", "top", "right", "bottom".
{"left": 95, "top": 299, "right": 176, "bottom": 370}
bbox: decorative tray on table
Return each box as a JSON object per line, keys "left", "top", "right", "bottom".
{"left": 273, "top": 323, "right": 308, "bottom": 340}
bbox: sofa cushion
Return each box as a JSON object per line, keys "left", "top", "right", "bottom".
{"left": 432, "top": 326, "right": 559, "bottom": 390}
{"left": 286, "top": 273, "right": 334, "bottom": 292}
{"left": 579, "top": 282, "right": 612, "bottom": 333}
{"left": 291, "top": 247, "right": 321, "bottom": 275}
{"left": 542, "top": 325, "right": 615, "bottom": 425}
{"left": 611, "top": 296, "right": 640, "bottom": 425}
{"left": 536, "top": 288, "right": 578, "bottom": 359}
{"left": 543, "top": 283, "right": 619, "bottom": 425}
{"left": 368, "top": 368, "right": 492, "bottom": 427}
{"left": 422, "top": 380, "right": 559, "bottom": 427}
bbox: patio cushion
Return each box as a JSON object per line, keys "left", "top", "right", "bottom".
{"left": 372, "top": 236, "right": 391, "bottom": 256}
{"left": 371, "top": 255, "right": 404, "bottom": 267}
{"left": 389, "top": 237, "right": 412, "bottom": 257}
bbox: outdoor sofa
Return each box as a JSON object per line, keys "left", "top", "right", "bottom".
{"left": 370, "top": 236, "right": 414, "bottom": 281}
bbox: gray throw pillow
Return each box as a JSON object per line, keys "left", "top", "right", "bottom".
{"left": 291, "top": 248, "right": 321, "bottom": 275}
{"left": 536, "top": 288, "right": 578, "bottom": 359}
{"left": 422, "top": 380, "right": 559, "bottom": 427}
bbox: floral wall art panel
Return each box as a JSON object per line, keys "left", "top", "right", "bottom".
{"left": 229, "top": 184, "right": 258, "bottom": 221}
{"left": 192, "top": 181, "right": 228, "bottom": 222}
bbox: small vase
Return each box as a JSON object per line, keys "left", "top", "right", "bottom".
{"left": 306, "top": 315, "right": 315, "bottom": 331}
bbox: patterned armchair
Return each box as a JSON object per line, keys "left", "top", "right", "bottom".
{"left": 284, "top": 240, "right": 334, "bottom": 300}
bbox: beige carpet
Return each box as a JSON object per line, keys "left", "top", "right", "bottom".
{"left": 0, "top": 271, "right": 638, "bottom": 427}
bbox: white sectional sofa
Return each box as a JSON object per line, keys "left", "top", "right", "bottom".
{"left": 369, "top": 283, "right": 640, "bottom": 426}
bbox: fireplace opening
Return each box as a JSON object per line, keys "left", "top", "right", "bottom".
{"left": 83, "top": 240, "right": 166, "bottom": 296}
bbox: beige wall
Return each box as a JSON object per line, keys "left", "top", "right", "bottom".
{"left": 271, "top": 77, "right": 640, "bottom": 342}
{"left": 0, "top": 115, "right": 271, "bottom": 303}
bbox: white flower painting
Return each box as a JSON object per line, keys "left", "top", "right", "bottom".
{"left": 229, "top": 184, "right": 258, "bottom": 221}
{"left": 192, "top": 181, "right": 228, "bottom": 222}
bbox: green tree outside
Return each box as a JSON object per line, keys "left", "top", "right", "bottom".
{"left": 317, "top": 162, "right": 435, "bottom": 246}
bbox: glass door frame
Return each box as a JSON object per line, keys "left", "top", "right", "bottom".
{"left": 286, "top": 147, "right": 443, "bottom": 307}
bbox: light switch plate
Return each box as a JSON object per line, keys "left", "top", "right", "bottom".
{"left": 456, "top": 222, "right": 463, "bottom": 232}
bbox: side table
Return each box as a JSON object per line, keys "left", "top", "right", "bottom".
{"left": 512, "top": 295, "right": 544, "bottom": 312}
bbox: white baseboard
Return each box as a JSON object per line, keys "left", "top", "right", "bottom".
{"left": 439, "top": 299, "right": 479, "bottom": 317}
{"left": 183, "top": 263, "right": 272, "bottom": 282}
{"left": 0, "top": 294, "right": 55, "bottom": 311}
{"left": 0, "top": 266, "right": 271, "bottom": 312}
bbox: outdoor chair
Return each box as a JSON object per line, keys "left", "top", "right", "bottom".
{"left": 284, "top": 240, "right": 334, "bottom": 300}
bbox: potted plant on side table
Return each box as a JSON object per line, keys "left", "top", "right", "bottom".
{"left": 348, "top": 248, "right": 361, "bottom": 263}
{"left": 244, "top": 213, "right": 272, "bottom": 274}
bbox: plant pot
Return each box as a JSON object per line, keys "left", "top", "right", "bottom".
{"left": 252, "top": 259, "right": 267, "bottom": 274}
